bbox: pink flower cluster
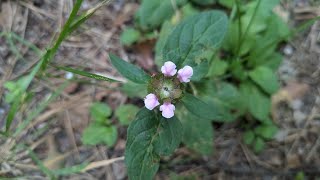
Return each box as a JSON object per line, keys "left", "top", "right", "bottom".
{"left": 144, "top": 61, "right": 193, "bottom": 119}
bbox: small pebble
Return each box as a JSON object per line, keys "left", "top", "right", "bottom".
{"left": 283, "top": 44, "right": 294, "bottom": 56}
{"left": 65, "top": 72, "right": 74, "bottom": 79}
{"left": 290, "top": 99, "right": 303, "bottom": 110}
{"left": 293, "top": 110, "right": 307, "bottom": 126}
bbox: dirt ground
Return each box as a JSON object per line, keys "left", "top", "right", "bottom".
{"left": 0, "top": 0, "right": 320, "bottom": 179}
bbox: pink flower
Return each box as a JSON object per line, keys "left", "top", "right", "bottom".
{"left": 177, "top": 66, "right": 193, "bottom": 83}
{"left": 159, "top": 102, "right": 175, "bottom": 119}
{"left": 144, "top": 94, "right": 160, "bottom": 110}
{"left": 161, "top": 61, "right": 177, "bottom": 76}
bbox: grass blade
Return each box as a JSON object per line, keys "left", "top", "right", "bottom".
{"left": 40, "top": 0, "right": 83, "bottom": 71}
{"left": 54, "top": 65, "right": 121, "bottom": 82}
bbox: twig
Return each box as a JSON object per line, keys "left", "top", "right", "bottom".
{"left": 81, "top": 157, "right": 124, "bottom": 172}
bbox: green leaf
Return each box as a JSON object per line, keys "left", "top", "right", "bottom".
{"left": 249, "top": 66, "right": 280, "bottom": 94}
{"left": 115, "top": 104, "right": 139, "bottom": 125}
{"left": 135, "top": 0, "right": 187, "bottom": 30}
{"left": 254, "top": 124, "right": 278, "bottom": 140}
{"left": 109, "top": 53, "right": 150, "bottom": 84}
{"left": 190, "top": 60, "right": 209, "bottom": 81}
{"left": 203, "top": 82, "right": 244, "bottom": 120}
{"left": 253, "top": 137, "right": 265, "bottom": 153}
{"left": 155, "top": 21, "right": 175, "bottom": 67}
{"left": 121, "top": 81, "right": 147, "bottom": 98}
{"left": 208, "top": 58, "right": 228, "bottom": 77}
{"left": 243, "top": 130, "right": 255, "bottom": 145}
{"left": 82, "top": 124, "right": 117, "bottom": 147}
{"left": 120, "top": 28, "right": 141, "bottom": 46}
{"left": 90, "top": 102, "right": 111, "bottom": 123}
{"left": 163, "top": 11, "right": 228, "bottom": 67}
{"left": 181, "top": 93, "right": 221, "bottom": 120}
{"left": 191, "top": 0, "right": 216, "bottom": 5}
{"left": 177, "top": 108, "right": 214, "bottom": 155}
{"left": 218, "top": 0, "right": 235, "bottom": 8}
{"left": 54, "top": 65, "right": 120, "bottom": 82}
{"left": 181, "top": 3, "right": 200, "bottom": 18}
{"left": 240, "top": 83, "right": 271, "bottom": 122}
{"left": 125, "top": 108, "right": 182, "bottom": 180}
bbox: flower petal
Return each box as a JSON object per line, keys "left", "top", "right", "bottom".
{"left": 159, "top": 102, "right": 175, "bottom": 118}
{"left": 161, "top": 61, "right": 177, "bottom": 76}
{"left": 177, "top": 65, "right": 193, "bottom": 82}
{"left": 144, "top": 93, "right": 160, "bottom": 110}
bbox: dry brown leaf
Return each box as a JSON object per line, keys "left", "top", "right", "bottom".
{"left": 134, "top": 40, "right": 156, "bottom": 70}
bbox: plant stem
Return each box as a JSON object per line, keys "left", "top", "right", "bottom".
{"left": 236, "top": 0, "right": 261, "bottom": 57}
{"left": 40, "top": 0, "right": 83, "bottom": 72}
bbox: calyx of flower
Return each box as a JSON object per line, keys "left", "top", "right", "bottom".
{"left": 148, "top": 74, "right": 183, "bottom": 102}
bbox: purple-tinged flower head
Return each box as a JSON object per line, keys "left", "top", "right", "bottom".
{"left": 159, "top": 102, "right": 175, "bottom": 119}
{"left": 161, "top": 61, "right": 177, "bottom": 77}
{"left": 177, "top": 65, "right": 193, "bottom": 83}
{"left": 144, "top": 93, "right": 160, "bottom": 110}
{"left": 144, "top": 61, "right": 193, "bottom": 119}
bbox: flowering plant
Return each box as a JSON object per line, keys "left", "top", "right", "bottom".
{"left": 109, "top": 0, "right": 289, "bottom": 178}
{"left": 144, "top": 61, "right": 193, "bottom": 118}
{"left": 109, "top": 10, "right": 229, "bottom": 180}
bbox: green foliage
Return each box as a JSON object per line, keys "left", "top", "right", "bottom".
{"left": 115, "top": 104, "right": 139, "bottom": 125}
{"left": 254, "top": 124, "right": 278, "bottom": 140}
{"left": 90, "top": 102, "right": 112, "bottom": 123}
{"left": 118, "top": 0, "right": 293, "bottom": 178}
{"left": 181, "top": 93, "right": 221, "bottom": 120}
{"left": 163, "top": 11, "right": 228, "bottom": 67}
{"left": 54, "top": 65, "right": 120, "bottom": 82}
{"left": 177, "top": 107, "right": 214, "bottom": 155}
{"left": 82, "top": 103, "right": 117, "bottom": 147}
{"left": 120, "top": 28, "right": 141, "bottom": 46}
{"left": 253, "top": 137, "right": 265, "bottom": 153}
{"left": 243, "top": 130, "right": 255, "bottom": 145}
{"left": 135, "top": 0, "right": 187, "bottom": 30}
{"left": 125, "top": 108, "right": 182, "bottom": 180}
{"left": 191, "top": 0, "right": 216, "bottom": 5}
{"left": 249, "top": 66, "right": 280, "bottom": 94}
{"left": 121, "top": 81, "right": 147, "bottom": 98}
{"left": 109, "top": 53, "right": 150, "bottom": 84}
{"left": 240, "top": 83, "right": 271, "bottom": 123}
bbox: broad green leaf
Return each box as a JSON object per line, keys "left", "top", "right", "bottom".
{"left": 82, "top": 124, "right": 117, "bottom": 147}
{"left": 254, "top": 124, "right": 278, "bottom": 140}
{"left": 115, "top": 104, "right": 139, "bottom": 125}
{"left": 201, "top": 82, "right": 243, "bottom": 122}
{"left": 109, "top": 53, "right": 150, "bottom": 84}
{"left": 190, "top": 60, "right": 209, "bottom": 81}
{"left": 243, "top": 130, "right": 255, "bottom": 145}
{"left": 54, "top": 65, "right": 120, "bottom": 82}
{"left": 253, "top": 137, "right": 265, "bottom": 153}
{"left": 249, "top": 66, "right": 280, "bottom": 94}
{"left": 208, "top": 58, "right": 228, "bottom": 77}
{"left": 135, "top": 0, "right": 187, "bottom": 30}
{"left": 240, "top": 83, "right": 271, "bottom": 122}
{"left": 163, "top": 11, "right": 228, "bottom": 67}
{"left": 181, "top": 3, "right": 200, "bottom": 18}
{"left": 177, "top": 108, "right": 214, "bottom": 155}
{"left": 155, "top": 21, "right": 175, "bottom": 67}
{"left": 125, "top": 108, "right": 182, "bottom": 180}
{"left": 90, "top": 102, "right": 111, "bottom": 123}
{"left": 121, "top": 81, "right": 147, "bottom": 98}
{"left": 241, "top": 0, "right": 280, "bottom": 35}
{"left": 218, "top": 0, "right": 234, "bottom": 8}
{"left": 120, "top": 28, "right": 141, "bottom": 46}
{"left": 230, "top": 60, "right": 247, "bottom": 81}
{"left": 181, "top": 93, "right": 221, "bottom": 120}
{"left": 191, "top": 0, "right": 216, "bottom": 5}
